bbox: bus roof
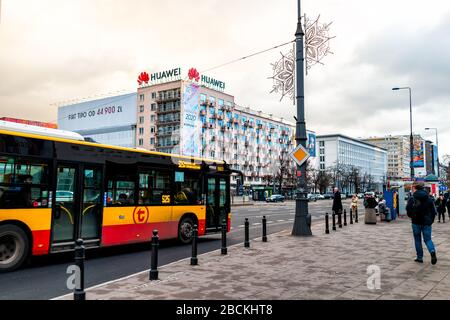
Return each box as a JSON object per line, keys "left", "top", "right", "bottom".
{"left": 0, "top": 125, "right": 224, "bottom": 165}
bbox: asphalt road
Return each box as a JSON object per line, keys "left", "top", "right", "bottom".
{"left": 0, "top": 199, "right": 355, "bottom": 300}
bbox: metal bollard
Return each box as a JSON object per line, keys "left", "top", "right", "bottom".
{"left": 262, "top": 216, "right": 267, "bottom": 242}
{"left": 149, "top": 230, "right": 159, "bottom": 281}
{"left": 338, "top": 210, "right": 342, "bottom": 228}
{"left": 191, "top": 224, "right": 198, "bottom": 266}
{"left": 344, "top": 209, "right": 347, "bottom": 226}
{"left": 355, "top": 207, "right": 359, "bottom": 223}
{"left": 244, "top": 218, "right": 250, "bottom": 248}
{"left": 332, "top": 211, "right": 337, "bottom": 231}
{"left": 74, "top": 238, "right": 86, "bottom": 301}
{"left": 221, "top": 218, "right": 228, "bottom": 255}
{"left": 350, "top": 208, "right": 354, "bottom": 224}
{"left": 325, "top": 212, "right": 330, "bottom": 234}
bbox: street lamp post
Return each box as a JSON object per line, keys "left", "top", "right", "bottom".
{"left": 392, "top": 87, "right": 414, "bottom": 180}
{"left": 292, "top": 0, "right": 312, "bottom": 236}
{"left": 425, "top": 127, "right": 439, "bottom": 178}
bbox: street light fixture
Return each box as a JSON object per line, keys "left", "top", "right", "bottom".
{"left": 425, "top": 127, "right": 439, "bottom": 178}
{"left": 392, "top": 87, "right": 414, "bottom": 180}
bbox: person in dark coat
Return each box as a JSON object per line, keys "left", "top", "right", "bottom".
{"left": 406, "top": 182, "right": 437, "bottom": 265}
{"left": 435, "top": 194, "right": 446, "bottom": 223}
{"left": 445, "top": 192, "right": 450, "bottom": 219}
{"left": 332, "top": 187, "right": 343, "bottom": 214}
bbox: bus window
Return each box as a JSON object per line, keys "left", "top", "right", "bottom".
{"left": 174, "top": 171, "right": 201, "bottom": 205}
{"left": 0, "top": 157, "right": 49, "bottom": 209}
{"left": 138, "top": 170, "right": 171, "bottom": 205}
{"left": 106, "top": 167, "right": 136, "bottom": 206}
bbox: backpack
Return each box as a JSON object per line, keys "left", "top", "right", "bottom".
{"left": 408, "top": 196, "right": 424, "bottom": 219}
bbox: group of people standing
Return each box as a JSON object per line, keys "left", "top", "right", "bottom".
{"left": 330, "top": 184, "right": 447, "bottom": 266}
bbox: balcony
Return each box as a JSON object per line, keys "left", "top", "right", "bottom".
{"left": 200, "top": 109, "right": 207, "bottom": 116}
{"left": 156, "top": 106, "right": 181, "bottom": 114}
{"left": 217, "top": 114, "right": 224, "bottom": 120}
{"left": 156, "top": 93, "right": 181, "bottom": 102}
{"left": 156, "top": 118, "right": 180, "bottom": 125}
{"left": 202, "top": 123, "right": 209, "bottom": 128}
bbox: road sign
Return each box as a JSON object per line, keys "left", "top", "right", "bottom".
{"left": 290, "top": 144, "right": 310, "bottom": 167}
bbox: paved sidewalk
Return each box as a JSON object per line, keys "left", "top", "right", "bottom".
{"left": 58, "top": 217, "right": 450, "bottom": 300}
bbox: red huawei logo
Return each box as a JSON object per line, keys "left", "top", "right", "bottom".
{"left": 188, "top": 68, "right": 200, "bottom": 82}
{"left": 137, "top": 72, "right": 150, "bottom": 85}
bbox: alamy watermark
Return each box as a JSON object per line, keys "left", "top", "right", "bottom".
{"left": 66, "top": 265, "right": 81, "bottom": 290}
{"left": 366, "top": 265, "right": 381, "bottom": 290}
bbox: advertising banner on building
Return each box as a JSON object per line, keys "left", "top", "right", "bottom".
{"left": 413, "top": 139, "right": 424, "bottom": 168}
{"left": 433, "top": 145, "right": 439, "bottom": 176}
{"left": 181, "top": 83, "right": 200, "bottom": 157}
{"left": 306, "top": 131, "right": 316, "bottom": 157}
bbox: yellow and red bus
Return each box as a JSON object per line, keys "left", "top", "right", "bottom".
{"left": 0, "top": 122, "right": 240, "bottom": 272}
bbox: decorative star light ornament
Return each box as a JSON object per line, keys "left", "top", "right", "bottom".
{"left": 269, "top": 14, "right": 334, "bottom": 103}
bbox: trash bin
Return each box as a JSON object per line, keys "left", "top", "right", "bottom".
{"left": 364, "top": 208, "right": 377, "bottom": 224}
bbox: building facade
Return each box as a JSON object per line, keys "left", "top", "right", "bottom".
{"left": 317, "top": 134, "right": 388, "bottom": 192}
{"left": 362, "top": 135, "right": 410, "bottom": 179}
{"left": 58, "top": 93, "right": 137, "bottom": 148}
{"left": 135, "top": 79, "right": 299, "bottom": 188}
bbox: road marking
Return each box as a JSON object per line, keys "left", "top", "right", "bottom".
{"left": 253, "top": 223, "right": 261, "bottom": 226}
{"left": 238, "top": 225, "right": 245, "bottom": 228}
{"left": 288, "top": 218, "right": 294, "bottom": 221}
{"left": 277, "top": 220, "right": 285, "bottom": 222}
{"left": 267, "top": 221, "right": 274, "bottom": 224}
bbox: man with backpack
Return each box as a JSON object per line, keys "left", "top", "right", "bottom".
{"left": 406, "top": 182, "right": 438, "bottom": 265}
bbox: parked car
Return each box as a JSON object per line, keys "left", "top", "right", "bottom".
{"left": 323, "top": 193, "right": 334, "bottom": 199}
{"left": 266, "top": 194, "right": 285, "bottom": 202}
{"left": 315, "top": 194, "right": 325, "bottom": 200}
{"left": 357, "top": 193, "right": 364, "bottom": 199}
{"left": 307, "top": 194, "right": 318, "bottom": 202}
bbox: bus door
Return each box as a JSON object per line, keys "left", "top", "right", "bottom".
{"left": 51, "top": 163, "right": 103, "bottom": 250}
{"left": 205, "top": 175, "right": 230, "bottom": 231}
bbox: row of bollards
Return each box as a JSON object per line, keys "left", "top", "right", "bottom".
{"left": 325, "top": 208, "right": 359, "bottom": 234}
{"left": 72, "top": 215, "right": 270, "bottom": 300}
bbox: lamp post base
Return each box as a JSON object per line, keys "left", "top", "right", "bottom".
{"left": 292, "top": 195, "right": 312, "bottom": 236}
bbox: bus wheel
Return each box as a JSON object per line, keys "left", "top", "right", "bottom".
{"left": 178, "top": 217, "right": 195, "bottom": 244}
{"left": 0, "top": 225, "right": 29, "bottom": 273}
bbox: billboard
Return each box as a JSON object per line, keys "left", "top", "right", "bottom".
{"left": 306, "top": 131, "right": 316, "bottom": 157}
{"left": 433, "top": 145, "right": 439, "bottom": 176}
{"left": 181, "top": 83, "right": 200, "bottom": 157}
{"left": 58, "top": 93, "right": 137, "bottom": 132}
{"left": 412, "top": 139, "right": 424, "bottom": 168}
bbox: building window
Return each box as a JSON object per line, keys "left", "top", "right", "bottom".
{"left": 151, "top": 103, "right": 156, "bottom": 111}
{"left": 150, "top": 138, "right": 155, "bottom": 145}
{"left": 150, "top": 115, "right": 155, "bottom": 122}
{"left": 151, "top": 127, "right": 155, "bottom": 133}
{"left": 139, "top": 105, "right": 145, "bottom": 112}
{"left": 151, "top": 92, "right": 156, "bottom": 99}
{"left": 139, "top": 116, "right": 144, "bottom": 124}
{"left": 139, "top": 127, "right": 144, "bottom": 135}
{"left": 319, "top": 141, "right": 325, "bottom": 147}
{"left": 138, "top": 139, "right": 143, "bottom": 146}
{"left": 139, "top": 94, "right": 145, "bottom": 102}
{"left": 210, "top": 150, "right": 215, "bottom": 158}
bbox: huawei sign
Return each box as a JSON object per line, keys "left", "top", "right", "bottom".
{"left": 188, "top": 68, "right": 200, "bottom": 82}
{"left": 137, "top": 72, "right": 150, "bottom": 85}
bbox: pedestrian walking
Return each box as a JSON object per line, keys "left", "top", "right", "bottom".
{"left": 445, "top": 192, "right": 450, "bottom": 219}
{"left": 406, "top": 182, "right": 438, "bottom": 265}
{"left": 435, "top": 194, "right": 446, "bottom": 223}
{"left": 351, "top": 193, "right": 358, "bottom": 212}
{"left": 332, "top": 187, "right": 343, "bottom": 214}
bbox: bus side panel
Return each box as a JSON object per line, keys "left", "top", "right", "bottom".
{"left": 171, "top": 206, "right": 206, "bottom": 236}
{"left": 0, "top": 208, "right": 52, "bottom": 256}
{"left": 100, "top": 206, "right": 176, "bottom": 246}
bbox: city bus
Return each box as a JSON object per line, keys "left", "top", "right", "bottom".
{"left": 0, "top": 121, "right": 240, "bottom": 272}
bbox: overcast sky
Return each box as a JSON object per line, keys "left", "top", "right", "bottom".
{"left": 1, "top": 0, "right": 450, "bottom": 157}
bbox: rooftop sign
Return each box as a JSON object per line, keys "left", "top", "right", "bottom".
{"left": 138, "top": 67, "right": 225, "bottom": 92}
